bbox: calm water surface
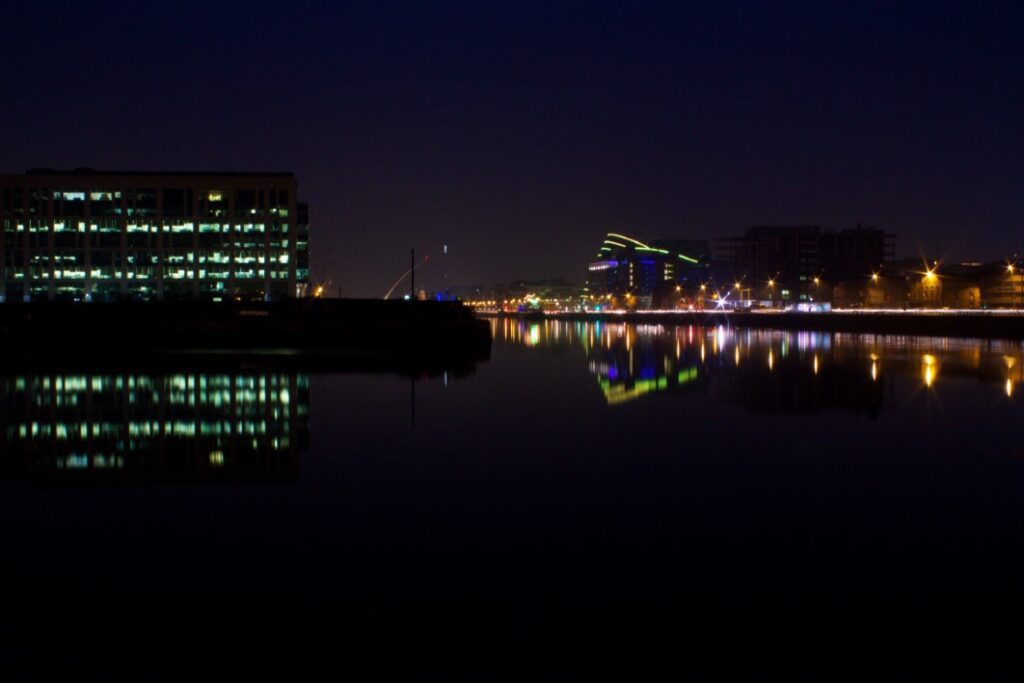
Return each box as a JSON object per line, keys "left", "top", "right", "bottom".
{"left": 4, "top": 320, "right": 1024, "bottom": 672}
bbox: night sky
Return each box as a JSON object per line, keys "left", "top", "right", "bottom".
{"left": 2, "top": 1, "right": 1022, "bottom": 296}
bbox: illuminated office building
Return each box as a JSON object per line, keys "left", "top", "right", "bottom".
{"left": 588, "top": 232, "right": 708, "bottom": 306}
{"left": 0, "top": 169, "right": 310, "bottom": 302}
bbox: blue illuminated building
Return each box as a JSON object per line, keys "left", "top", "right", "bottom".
{"left": 587, "top": 232, "right": 708, "bottom": 307}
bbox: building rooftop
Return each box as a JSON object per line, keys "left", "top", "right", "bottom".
{"left": 21, "top": 168, "right": 294, "bottom": 178}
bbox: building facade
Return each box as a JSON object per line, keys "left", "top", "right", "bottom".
{"left": 713, "top": 226, "right": 830, "bottom": 304}
{"left": 713, "top": 224, "right": 895, "bottom": 306}
{"left": 588, "top": 232, "right": 708, "bottom": 307}
{"left": 0, "top": 169, "right": 309, "bottom": 302}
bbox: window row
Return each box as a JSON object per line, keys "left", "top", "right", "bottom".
{"left": 3, "top": 188, "right": 292, "bottom": 218}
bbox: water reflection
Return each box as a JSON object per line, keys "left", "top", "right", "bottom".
{"left": 0, "top": 371, "right": 310, "bottom": 483}
{"left": 496, "top": 317, "right": 1024, "bottom": 415}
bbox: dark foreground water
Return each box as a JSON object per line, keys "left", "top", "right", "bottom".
{"left": 3, "top": 319, "right": 1024, "bottom": 675}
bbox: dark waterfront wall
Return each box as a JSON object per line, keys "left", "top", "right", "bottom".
{"left": 0, "top": 299, "right": 492, "bottom": 356}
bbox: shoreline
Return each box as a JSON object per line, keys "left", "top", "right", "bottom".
{"left": 480, "top": 310, "right": 1024, "bottom": 340}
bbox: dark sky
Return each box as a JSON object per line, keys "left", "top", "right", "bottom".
{"left": 2, "top": 1, "right": 1022, "bottom": 296}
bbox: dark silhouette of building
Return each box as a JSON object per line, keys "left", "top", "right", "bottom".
{"left": 713, "top": 225, "right": 829, "bottom": 304}
{"left": 829, "top": 224, "right": 896, "bottom": 281}
{"left": 713, "top": 224, "right": 896, "bottom": 306}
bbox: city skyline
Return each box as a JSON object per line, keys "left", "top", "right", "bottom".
{"left": 2, "top": 2, "right": 1021, "bottom": 296}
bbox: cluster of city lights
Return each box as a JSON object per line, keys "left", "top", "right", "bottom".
{"left": 496, "top": 318, "right": 1024, "bottom": 404}
{"left": 465, "top": 257, "right": 1024, "bottom": 313}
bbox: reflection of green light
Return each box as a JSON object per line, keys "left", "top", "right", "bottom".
{"left": 527, "top": 324, "right": 541, "bottom": 346}
{"left": 677, "top": 367, "right": 698, "bottom": 384}
{"left": 603, "top": 378, "right": 657, "bottom": 405}
{"left": 599, "top": 366, "right": 699, "bottom": 405}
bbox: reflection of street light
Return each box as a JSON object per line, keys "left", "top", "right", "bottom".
{"left": 1008, "top": 264, "right": 1020, "bottom": 309}
{"left": 922, "top": 353, "right": 937, "bottom": 388}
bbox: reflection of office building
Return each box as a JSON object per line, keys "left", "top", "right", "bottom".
{"left": 709, "top": 353, "right": 885, "bottom": 418}
{"left": 0, "top": 372, "right": 309, "bottom": 482}
{"left": 0, "top": 169, "right": 310, "bottom": 302}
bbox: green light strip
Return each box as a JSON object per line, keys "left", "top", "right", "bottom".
{"left": 607, "top": 232, "right": 649, "bottom": 248}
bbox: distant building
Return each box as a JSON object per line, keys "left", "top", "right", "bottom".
{"left": 978, "top": 263, "right": 1024, "bottom": 308}
{"left": 588, "top": 232, "right": 708, "bottom": 308}
{"left": 713, "top": 224, "right": 895, "bottom": 306}
{"left": 829, "top": 224, "right": 896, "bottom": 281}
{"left": 889, "top": 259, "right": 989, "bottom": 309}
{"left": 0, "top": 169, "right": 310, "bottom": 302}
